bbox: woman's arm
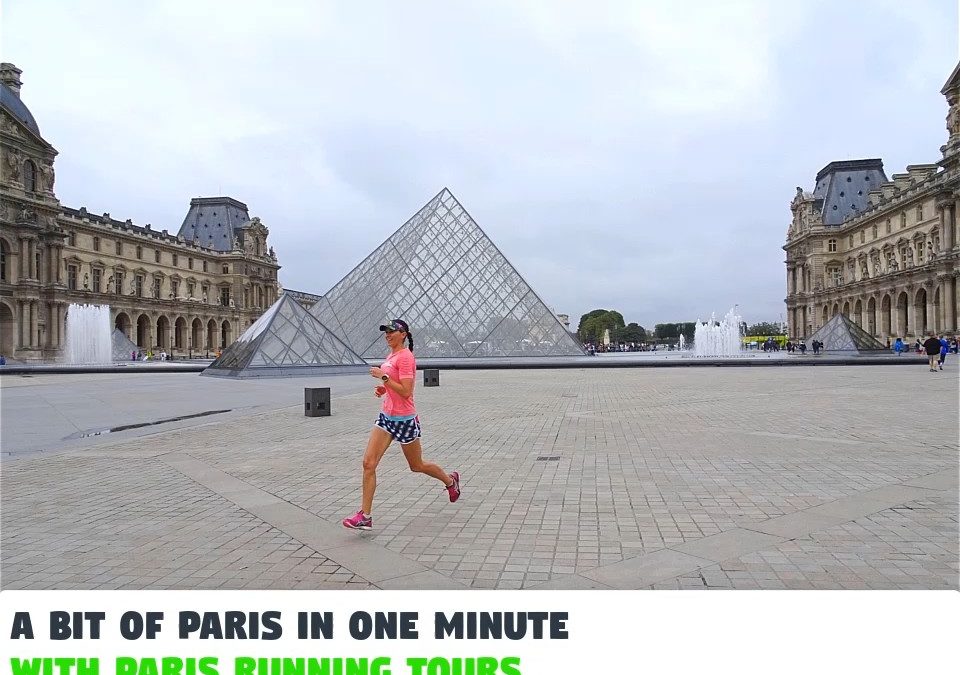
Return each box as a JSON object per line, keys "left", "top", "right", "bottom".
{"left": 384, "top": 376, "right": 414, "bottom": 399}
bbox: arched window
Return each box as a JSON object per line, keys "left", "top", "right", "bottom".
{"left": 827, "top": 238, "right": 837, "bottom": 252}
{"left": 22, "top": 160, "right": 36, "bottom": 192}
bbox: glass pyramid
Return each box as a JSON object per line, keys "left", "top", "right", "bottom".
{"left": 204, "top": 293, "right": 368, "bottom": 377}
{"left": 311, "top": 188, "right": 585, "bottom": 358}
{"left": 111, "top": 328, "right": 138, "bottom": 362}
{"left": 807, "top": 313, "right": 886, "bottom": 353}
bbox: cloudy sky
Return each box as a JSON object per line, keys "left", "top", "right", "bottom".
{"left": 4, "top": 1, "right": 957, "bottom": 329}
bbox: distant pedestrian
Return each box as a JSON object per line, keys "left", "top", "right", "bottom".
{"left": 922, "top": 334, "right": 942, "bottom": 373}
{"left": 938, "top": 336, "right": 949, "bottom": 370}
{"left": 799, "top": 341, "right": 806, "bottom": 354}
{"left": 0, "top": 354, "right": 6, "bottom": 366}
{"left": 893, "top": 338, "right": 904, "bottom": 355}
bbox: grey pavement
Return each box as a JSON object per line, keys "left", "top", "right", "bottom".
{"left": 1, "top": 365, "right": 957, "bottom": 590}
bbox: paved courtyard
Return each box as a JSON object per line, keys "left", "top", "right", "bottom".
{"left": 1, "top": 365, "right": 957, "bottom": 590}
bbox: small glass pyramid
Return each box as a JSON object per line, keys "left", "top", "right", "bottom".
{"left": 311, "top": 189, "right": 585, "bottom": 358}
{"left": 204, "top": 294, "right": 368, "bottom": 377}
{"left": 807, "top": 313, "right": 887, "bottom": 353}
{"left": 111, "top": 328, "right": 138, "bottom": 362}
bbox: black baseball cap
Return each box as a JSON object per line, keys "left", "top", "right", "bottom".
{"left": 379, "top": 319, "right": 409, "bottom": 333}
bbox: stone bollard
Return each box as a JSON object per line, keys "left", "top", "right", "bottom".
{"left": 304, "top": 387, "right": 331, "bottom": 417}
{"left": 423, "top": 369, "right": 440, "bottom": 387}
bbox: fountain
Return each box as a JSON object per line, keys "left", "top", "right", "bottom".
{"left": 65, "top": 303, "right": 112, "bottom": 364}
{"left": 678, "top": 334, "right": 686, "bottom": 351}
{"left": 693, "top": 306, "right": 743, "bottom": 358}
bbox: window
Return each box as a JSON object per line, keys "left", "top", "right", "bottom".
{"left": 860, "top": 230, "right": 865, "bottom": 244}
{"left": 900, "top": 212, "right": 906, "bottom": 229}
{"left": 154, "top": 250, "right": 161, "bottom": 263}
{"left": 203, "top": 260, "right": 208, "bottom": 272}
{"left": 172, "top": 279, "right": 179, "bottom": 298}
{"left": 114, "top": 271, "right": 124, "bottom": 295}
{"left": 916, "top": 205, "right": 924, "bottom": 222}
{"left": 220, "top": 287, "right": 230, "bottom": 306}
{"left": 188, "top": 257, "right": 194, "bottom": 270}
{"left": 93, "top": 236, "right": 100, "bottom": 252}
{"left": 136, "top": 245, "right": 142, "bottom": 260}
{"left": 173, "top": 253, "right": 178, "bottom": 266}
{"left": 92, "top": 268, "right": 102, "bottom": 293}
{"left": 872, "top": 224, "right": 877, "bottom": 239}
{"left": 67, "top": 264, "right": 78, "bottom": 290}
{"left": 934, "top": 233, "right": 941, "bottom": 251}
{"left": 916, "top": 241, "right": 924, "bottom": 264}
{"left": 116, "top": 241, "right": 123, "bottom": 255}
{"left": 848, "top": 235, "right": 853, "bottom": 247}
{"left": 0, "top": 243, "right": 5, "bottom": 281}
{"left": 886, "top": 218, "right": 891, "bottom": 234}
{"left": 222, "top": 263, "right": 229, "bottom": 274}
{"left": 827, "top": 239, "right": 837, "bottom": 252}
{"left": 135, "top": 274, "right": 144, "bottom": 297}
{"left": 152, "top": 277, "right": 161, "bottom": 299}
{"left": 202, "top": 284, "right": 209, "bottom": 301}
{"left": 36, "top": 250, "right": 41, "bottom": 279}
{"left": 68, "top": 231, "right": 77, "bottom": 247}
{"left": 22, "top": 160, "right": 36, "bottom": 192}
{"left": 829, "top": 267, "right": 842, "bottom": 287}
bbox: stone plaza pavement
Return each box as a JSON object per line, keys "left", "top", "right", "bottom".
{"left": 1, "top": 365, "right": 957, "bottom": 590}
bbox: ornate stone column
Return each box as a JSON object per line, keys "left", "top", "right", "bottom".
{"left": 926, "top": 285, "right": 936, "bottom": 335}
{"left": 18, "top": 237, "right": 27, "bottom": 279}
{"left": 18, "top": 300, "right": 27, "bottom": 348}
{"left": 860, "top": 297, "right": 869, "bottom": 330}
{"left": 30, "top": 300, "right": 39, "bottom": 348}
{"left": 874, "top": 298, "right": 883, "bottom": 340}
{"left": 950, "top": 275, "right": 958, "bottom": 332}
{"left": 28, "top": 239, "right": 36, "bottom": 280}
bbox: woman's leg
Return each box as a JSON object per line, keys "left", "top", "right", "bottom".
{"left": 361, "top": 427, "right": 394, "bottom": 515}
{"left": 401, "top": 439, "right": 452, "bottom": 485}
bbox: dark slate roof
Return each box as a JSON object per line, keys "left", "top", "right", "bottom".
{"left": 177, "top": 197, "right": 250, "bottom": 252}
{"left": 0, "top": 82, "right": 41, "bottom": 138}
{"left": 812, "top": 159, "right": 887, "bottom": 226}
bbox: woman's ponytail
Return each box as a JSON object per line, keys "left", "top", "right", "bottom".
{"left": 406, "top": 333, "right": 414, "bottom": 352}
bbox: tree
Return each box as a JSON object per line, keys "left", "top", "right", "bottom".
{"left": 654, "top": 323, "right": 679, "bottom": 340}
{"left": 746, "top": 321, "right": 784, "bottom": 336}
{"left": 613, "top": 322, "right": 646, "bottom": 343}
{"left": 577, "top": 309, "right": 625, "bottom": 342}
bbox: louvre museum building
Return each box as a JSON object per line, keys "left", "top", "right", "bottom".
{"left": 784, "top": 62, "right": 960, "bottom": 342}
{"left": 0, "top": 63, "right": 281, "bottom": 362}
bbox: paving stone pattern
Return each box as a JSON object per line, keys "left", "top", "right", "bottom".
{"left": 2, "top": 366, "right": 957, "bottom": 590}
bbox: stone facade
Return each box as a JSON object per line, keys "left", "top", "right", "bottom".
{"left": 0, "top": 63, "right": 281, "bottom": 361}
{"left": 784, "top": 62, "right": 960, "bottom": 343}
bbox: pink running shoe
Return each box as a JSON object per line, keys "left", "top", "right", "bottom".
{"left": 342, "top": 510, "right": 372, "bottom": 530}
{"left": 446, "top": 471, "right": 461, "bottom": 503}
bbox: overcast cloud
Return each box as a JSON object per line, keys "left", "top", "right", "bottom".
{"left": 3, "top": 0, "right": 957, "bottom": 329}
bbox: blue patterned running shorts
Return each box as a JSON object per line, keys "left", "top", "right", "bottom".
{"left": 375, "top": 413, "right": 422, "bottom": 445}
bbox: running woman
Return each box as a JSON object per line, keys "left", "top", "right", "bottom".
{"left": 342, "top": 318, "right": 461, "bottom": 530}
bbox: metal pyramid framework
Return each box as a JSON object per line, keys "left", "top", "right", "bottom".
{"left": 203, "top": 293, "right": 368, "bottom": 377}
{"left": 808, "top": 313, "right": 887, "bottom": 353}
{"left": 111, "top": 328, "right": 138, "bottom": 362}
{"left": 311, "top": 189, "right": 585, "bottom": 358}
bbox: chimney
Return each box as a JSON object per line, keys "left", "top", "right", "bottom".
{"left": 0, "top": 63, "right": 23, "bottom": 97}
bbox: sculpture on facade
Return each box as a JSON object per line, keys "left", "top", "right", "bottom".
{"left": 4, "top": 148, "right": 21, "bottom": 182}
{"left": 17, "top": 207, "right": 36, "bottom": 222}
{"left": 40, "top": 162, "right": 54, "bottom": 192}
